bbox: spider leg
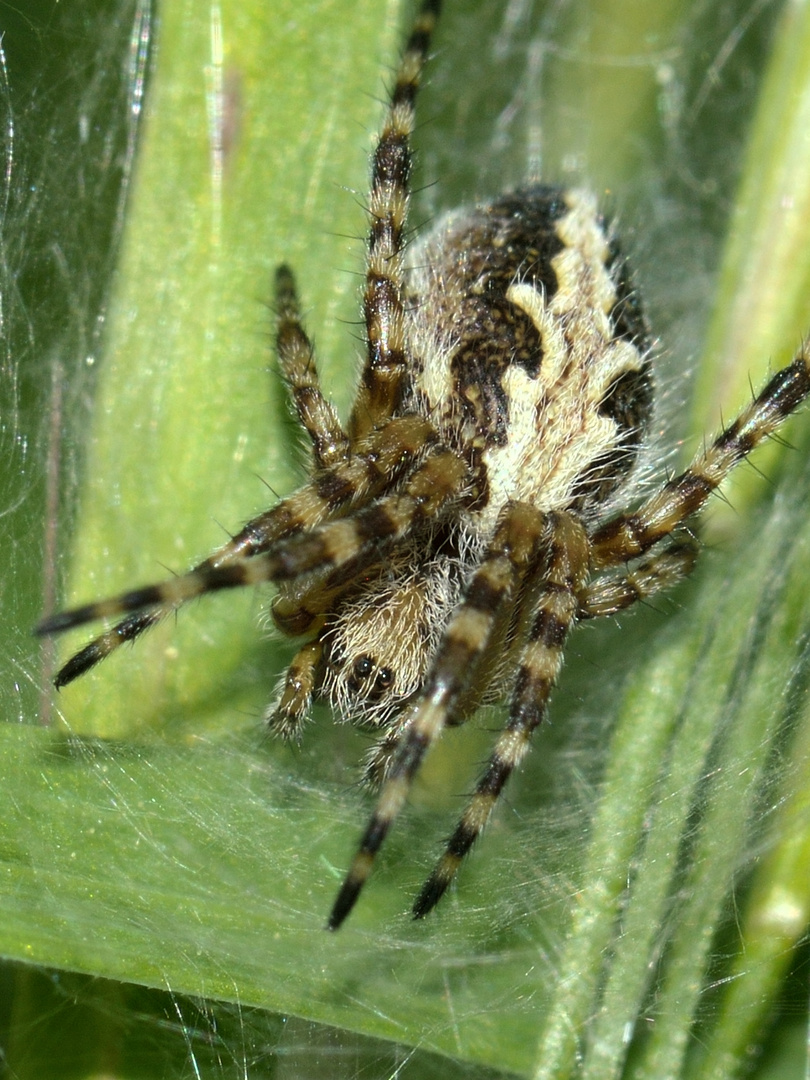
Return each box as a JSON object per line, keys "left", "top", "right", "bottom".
{"left": 43, "top": 0, "right": 444, "bottom": 684}
{"left": 275, "top": 264, "right": 350, "bottom": 469}
{"left": 412, "top": 512, "right": 589, "bottom": 918}
{"left": 38, "top": 445, "right": 467, "bottom": 637}
{"left": 327, "top": 502, "right": 552, "bottom": 930}
{"left": 591, "top": 350, "right": 810, "bottom": 568}
{"left": 267, "top": 638, "right": 324, "bottom": 739}
{"left": 348, "top": 0, "right": 441, "bottom": 443}
{"left": 578, "top": 536, "right": 698, "bottom": 619}
{"left": 39, "top": 414, "right": 437, "bottom": 685}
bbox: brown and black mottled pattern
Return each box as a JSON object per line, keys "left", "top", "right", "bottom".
{"left": 569, "top": 360, "right": 654, "bottom": 512}
{"left": 404, "top": 186, "right": 654, "bottom": 521}
{"left": 409, "top": 187, "right": 570, "bottom": 450}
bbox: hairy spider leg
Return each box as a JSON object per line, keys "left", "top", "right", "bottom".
{"left": 38, "top": 445, "right": 467, "bottom": 636}
{"left": 48, "top": 268, "right": 347, "bottom": 687}
{"left": 410, "top": 345, "right": 810, "bottom": 918}
{"left": 349, "top": 0, "right": 442, "bottom": 443}
{"left": 275, "top": 264, "right": 351, "bottom": 469}
{"left": 329, "top": 344, "right": 810, "bottom": 926}
{"left": 43, "top": 0, "right": 443, "bottom": 689}
{"left": 40, "top": 414, "right": 440, "bottom": 683}
{"left": 357, "top": 544, "right": 699, "bottom": 791}
{"left": 327, "top": 502, "right": 553, "bottom": 930}
{"left": 413, "top": 512, "right": 589, "bottom": 918}
{"left": 590, "top": 349, "right": 810, "bottom": 569}
{"left": 577, "top": 537, "right": 699, "bottom": 619}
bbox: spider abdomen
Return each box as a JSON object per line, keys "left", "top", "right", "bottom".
{"left": 404, "top": 185, "right": 653, "bottom": 528}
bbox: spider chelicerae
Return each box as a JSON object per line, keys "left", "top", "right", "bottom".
{"left": 38, "top": 0, "right": 810, "bottom": 929}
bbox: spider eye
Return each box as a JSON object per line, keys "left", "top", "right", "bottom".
{"left": 352, "top": 655, "right": 374, "bottom": 681}
{"left": 376, "top": 667, "right": 394, "bottom": 691}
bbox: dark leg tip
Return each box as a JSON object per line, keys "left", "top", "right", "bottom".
{"left": 53, "top": 646, "right": 100, "bottom": 689}
{"left": 411, "top": 875, "right": 445, "bottom": 920}
{"left": 326, "top": 852, "right": 375, "bottom": 930}
{"left": 326, "top": 881, "right": 360, "bottom": 931}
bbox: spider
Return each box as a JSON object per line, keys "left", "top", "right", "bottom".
{"left": 37, "top": 0, "right": 810, "bottom": 930}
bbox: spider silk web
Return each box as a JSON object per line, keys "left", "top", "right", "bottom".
{"left": 2, "top": 1, "right": 810, "bottom": 1078}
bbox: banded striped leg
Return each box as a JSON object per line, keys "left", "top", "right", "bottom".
{"left": 41, "top": 414, "right": 437, "bottom": 686}
{"left": 275, "top": 265, "right": 350, "bottom": 469}
{"left": 412, "top": 512, "right": 589, "bottom": 918}
{"left": 348, "top": 0, "right": 441, "bottom": 442}
{"left": 327, "top": 502, "right": 552, "bottom": 930}
{"left": 578, "top": 537, "right": 698, "bottom": 619}
{"left": 591, "top": 351, "right": 810, "bottom": 570}
{"left": 38, "top": 446, "right": 468, "bottom": 639}
{"left": 49, "top": 513, "right": 293, "bottom": 688}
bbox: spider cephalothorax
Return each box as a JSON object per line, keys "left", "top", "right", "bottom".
{"left": 37, "top": 0, "right": 810, "bottom": 929}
